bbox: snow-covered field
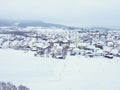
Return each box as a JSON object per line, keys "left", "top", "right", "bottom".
{"left": 0, "top": 49, "right": 120, "bottom": 90}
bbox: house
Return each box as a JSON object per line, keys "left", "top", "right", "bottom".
{"left": 110, "top": 48, "right": 119, "bottom": 56}
{"left": 70, "top": 48, "right": 80, "bottom": 56}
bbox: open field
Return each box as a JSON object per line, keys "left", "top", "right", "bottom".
{"left": 0, "top": 49, "right": 120, "bottom": 90}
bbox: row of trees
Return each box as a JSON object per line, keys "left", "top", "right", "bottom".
{"left": 0, "top": 82, "right": 30, "bottom": 90}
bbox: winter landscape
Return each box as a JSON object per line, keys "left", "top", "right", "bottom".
{"left": 1, "top": 0, "right": 120, "bottom": 90}
{"left": 0, "top": 24, "right": 120, "bottom": 90}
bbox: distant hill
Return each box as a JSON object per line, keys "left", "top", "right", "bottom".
{"left": 0, "top": 20, "right": 15, "bottom": 26}
{"left": 0, "top": 20, "right": 117, "bottom": 30}
{"left": 0, "top": 20, "right": 77, "bottom": 30}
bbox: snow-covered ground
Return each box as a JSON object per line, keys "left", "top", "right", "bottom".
{"left": 0, "top": 49, "right": 120, "bottom": 90}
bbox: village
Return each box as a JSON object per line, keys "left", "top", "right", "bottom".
{"left": 0, "top": 27, "right": 120, "bottom": 59}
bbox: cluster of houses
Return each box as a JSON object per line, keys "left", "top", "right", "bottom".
{"left": 0, "top": 82, "right": 30, "bottom": 90}
{"left": 0, "top": 27, "right": 120, "bottom": 59}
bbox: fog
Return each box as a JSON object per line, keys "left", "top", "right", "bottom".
{"left": 0, "top": 0, "right": 120, "bottom": 27}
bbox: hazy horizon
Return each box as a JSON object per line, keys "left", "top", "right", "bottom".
{"left": 0, "top": 0, "right": 120, "bottom": 27}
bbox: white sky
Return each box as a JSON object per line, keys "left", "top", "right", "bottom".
{"left": 0, "top": 0, "right": 120, "bottom": 27}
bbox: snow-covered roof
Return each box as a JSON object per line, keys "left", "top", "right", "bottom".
{"left": 70, "top": 44, "right": 76, "bottom": 48}
{"left": 73, "top": 48, "right": 80, "bottom": 52}
{"left": 111, "top": 49, "right": 119, "bottom": 54}
{"left": 35, "top": 43, "right": 44, "bottom": 47}
{"left": 103, "top": 46, "right": 112, "bottom": 52}
{"left": 56, "top": 46, "right": 63, "bottom": 50}
{"left": 87, "top": 45, "right": 96, "bottom": 49}
{"left": 78, "top": 43, "right": 88, "bottom": 47}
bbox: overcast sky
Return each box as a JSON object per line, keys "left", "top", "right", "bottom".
{"left": 0, "top": 0, "right": 120, "bottom": 27}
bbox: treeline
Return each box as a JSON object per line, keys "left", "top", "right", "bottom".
{"left": 0, "top": 82, "right": 30, "bottom": 90}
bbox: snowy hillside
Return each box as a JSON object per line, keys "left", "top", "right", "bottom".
{"left": 0, "top": 49, "right": 120, "bottom": 90}
{"left": 0, "top": 20, "right": 76, "bottom": 29}
{"left": 0, "top": 25, "right": 120, "bottom": 90}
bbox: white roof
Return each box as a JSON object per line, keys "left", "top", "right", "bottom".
{"left": 78, "top": 43, "right": 88, "bottom": 47}
{"left": 87, "top": 46, "right": 95, "bottom": 49}
{"left": 111, "top": 49, "right": 119, "bottom": 54}
{"left": 35, "top": 43, "right": 44, "bottom": 47}
{"left": 70, "top": 44, "right": 76, "bottom": 48}
{"left": 103, "top": 46, "right": 112, "bottom": 52}
{"left": 73, "top": 48, "right": 80, "bottom": 52}
{"left": 57, "top": 46, "right": 63, "bottom": 49}
{"left": 96, "top": 49, "right": 103, "bottom": 53}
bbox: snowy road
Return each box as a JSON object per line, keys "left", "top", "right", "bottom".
{"left": 0, "top": 49, "right": 120, "bottom": 90}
